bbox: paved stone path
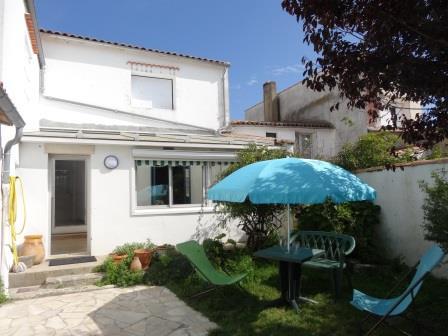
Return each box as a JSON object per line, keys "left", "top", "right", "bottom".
{"left": 0, "top": 285, "right": 216, "bottom": 335}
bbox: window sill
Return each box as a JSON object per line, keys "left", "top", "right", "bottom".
{"left": 131, "top": 206, "right": 216, "bottom": 217}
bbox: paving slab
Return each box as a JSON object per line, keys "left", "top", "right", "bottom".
{"left": 0, "top": 285, "right": 216, "bottom": 336}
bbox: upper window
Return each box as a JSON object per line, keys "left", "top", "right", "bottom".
{"left": 131, "top": 75, "right": 173, "bottom": 110}
{"left": 266, "top": 132, "right": 277, "bottom": 139}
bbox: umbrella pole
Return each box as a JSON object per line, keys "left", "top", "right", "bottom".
{"left": 287, "top": 204, "right": 290, "bottom": 253}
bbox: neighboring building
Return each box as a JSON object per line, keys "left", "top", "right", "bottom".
{"left": 0, "top": 0, "right": 273, "bottom": 286}
{"left": 232, "top": 81, "right": 418, "bottom": 159}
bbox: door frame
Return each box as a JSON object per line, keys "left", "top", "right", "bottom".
{"left": 49, "top": 155, "right": 90, "bottom": 255}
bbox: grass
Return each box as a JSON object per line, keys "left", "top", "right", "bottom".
{"left": 164, "top": 260, "right": 448, "bottom": 336}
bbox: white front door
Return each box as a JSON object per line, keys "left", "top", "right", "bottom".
{"left": 51, "top": 157, "right": 87, "bottom": 235}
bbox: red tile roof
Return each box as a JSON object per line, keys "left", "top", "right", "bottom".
{"left": 231, "top": 120, "right": 334, "bottom": 129}
{"left": 40, "top": 29, "right": 230, "bottom": 66}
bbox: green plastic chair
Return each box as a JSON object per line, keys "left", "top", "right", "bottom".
{"left": 176, "top": 240, "right": 247, "bottom": 297}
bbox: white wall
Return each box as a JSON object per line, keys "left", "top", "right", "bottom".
{"left": 231, "top": 125, "right": 337, "bottom": 158}
{"left": 41, "top": 33, "right": 228, "bottom": 131}
{"left": 0, "top": 0, "right": 40, "bottom": 132}
{"left": 17, "top": 142, "right": 241, "bottom": 257}
{"left": 357, "top": 160, "right": 448, "bottom": 278}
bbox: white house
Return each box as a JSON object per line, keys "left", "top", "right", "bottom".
{"left": 0, "top": 0, "right": 272, "bottom": 286}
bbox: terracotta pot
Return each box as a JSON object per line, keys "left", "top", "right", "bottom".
{"left": 130, "top": 256, "right": 142, "bottom": 271}
{"left": 111, "top": 254, "right": 128, "bottom": 264}
{"left": 134, "top": 248, "right": 154, "bottom": 270}
{"left": 20, "top": 235, "right": 45, "bottom": 265}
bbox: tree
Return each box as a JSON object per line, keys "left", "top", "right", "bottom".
{"left": 218, "top": 144, "right": 293, "bottom": 250}
{"left": 420, "top": 170, "right": 448, "bottom": 252}
{"left": 281, "top": 0, "right": 448, "bottom": 147}
{"left": 333, "top": 132, "right": 414, "bottom": 171}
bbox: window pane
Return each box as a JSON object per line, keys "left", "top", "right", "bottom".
{"left": 172, "top": 165, "right": 203, "bottom": 205}
{"left": 295, "top": 133, "right": 313, "bottom": 158}
{"left": 209, "top": 164, "right": 226, "bottom": 186}
{"left": 131, "top": 76, "right": 173, "bottom": 109}
{"left": 135, "top": 164, "right": 169, "bottom": 206}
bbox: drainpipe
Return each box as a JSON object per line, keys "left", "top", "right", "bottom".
{"left": 0, "top": 88, "right": 25, "bottom": 292}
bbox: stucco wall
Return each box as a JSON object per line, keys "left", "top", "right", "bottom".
{"left": 41, "top": 34, "right": 228, "bottom": 131}
{"left": 356, "top": 160, "right": 448, "bottom": 278}
{"left": 17, "top": 142, "right": 241, "bottom": 257}
{"left": 244, "top": 83, "right": 368, "bottom": 155}
{"left": 231, "top": 125, "right": 337, "bottom": 158}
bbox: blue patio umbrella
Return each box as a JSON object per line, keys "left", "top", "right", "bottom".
{"left": 207, "top": 157, "right": 376, "bottom": 250}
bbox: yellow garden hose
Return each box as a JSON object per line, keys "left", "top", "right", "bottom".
{"left": 8, "top": 176, "right": 26, "bottom": 266}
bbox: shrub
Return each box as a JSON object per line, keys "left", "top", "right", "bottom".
{"left": 144, "top": 247, "right": 193, "bottom": 286}
{"left": 420, "top": 170, "right": 448, "bottom": 252}
{"left": 333, "top": 132, "right": 413, "bottom": 171}
{"left": 0, "top": 279, "right": 7, "bottom": 305}
{"left": 98, "top": 255, "right": 144, "bottom": 287}
{"left": 219, "top": 144, "right": 294, "bottom": 250}
{"left": 298, "top": 199, "right": 381, "bottom": 263}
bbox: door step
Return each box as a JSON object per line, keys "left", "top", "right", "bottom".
{"left": 8, "top": 284, "right": 113, "bottom": 301}
{"left": 44, "top": 272, "right": 103, "bottom": 289}
{"left": 9, "top": 255, "right": 106, "bottom": 288}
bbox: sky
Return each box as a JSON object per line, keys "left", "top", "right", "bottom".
{"left": 35, "top": 0, "right": 316, "bottom": 120}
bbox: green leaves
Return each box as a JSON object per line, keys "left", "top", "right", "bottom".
{"left": 299, "top": 199, "right": 381, "bottom": 263}
{"left": 333, "top": 132, "right": 413, "bottom": 171}
{"left": 420, "top": 170, "right": 448, "bottom": 252}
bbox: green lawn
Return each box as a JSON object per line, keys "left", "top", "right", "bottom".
{"left": 165, "top": 260, "right": 448, "bottom": 336}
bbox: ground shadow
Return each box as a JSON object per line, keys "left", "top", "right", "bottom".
{"left": 88, "top": 286, "right": 216, "bottom": 336}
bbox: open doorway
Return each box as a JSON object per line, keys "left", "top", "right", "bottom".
{"left": 51, "top": 158, "right": 88, "bottom": 255}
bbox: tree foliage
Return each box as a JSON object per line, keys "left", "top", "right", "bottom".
{"left": 281, "top": 0, "right": 448, "bottom": 147}
{"left": 333, "top": 132, "right": 413, "bottom": 171}
{"left": 299, "top": 199, "right": 381, "bottom": 263}
{"left": 420, "top": 170, "right": 448, "bottom": 252}
{"left": 218, "top": 144, "right": 293, "bottom": 250}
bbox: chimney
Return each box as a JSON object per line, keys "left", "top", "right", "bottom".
{"left": 263, "top": 81, "right": 279, "bottom": 122}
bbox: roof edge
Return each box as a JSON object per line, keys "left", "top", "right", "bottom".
{"left": 40, "top": 29, "right": 230, "bottom": 67}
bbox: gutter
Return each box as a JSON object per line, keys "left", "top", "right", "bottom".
{"left": 0, "top": 87, "right": 25, "bottom": 292}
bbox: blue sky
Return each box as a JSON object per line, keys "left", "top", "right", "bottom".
{"left": 35, "top": 0, "right": 315, "bottom": 120}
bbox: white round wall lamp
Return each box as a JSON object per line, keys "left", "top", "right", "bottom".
{"left": 104, "top": 155, "right": 119, "bottom": 169}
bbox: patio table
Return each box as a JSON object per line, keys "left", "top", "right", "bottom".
{"left": 254, "top": 245, "right": 325, "bottom": 311}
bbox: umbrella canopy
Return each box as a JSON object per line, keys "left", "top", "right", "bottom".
{"left": 207, "top": 157, "right": 376, "bottom": 204}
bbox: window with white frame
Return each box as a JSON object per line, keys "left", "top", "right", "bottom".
{"left": 135, "top": 160, "right": 230, "bottom": 208}
{"left": 295, "top": 132, "right": 314, "bottom": 158}
{"left": 131, "top": 75, "right": 173, "bottom": 109}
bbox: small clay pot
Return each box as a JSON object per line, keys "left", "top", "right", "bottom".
{"left": 134, "top": 248, "right": 154, "bottom": 270}
{"left": 130, "top": 256, "right": 142, "bottom": 271}
{"left": 111, "top": 254, "right": 128, "bottom": 264}
{"left": 20, "top": 235, "right": 45, "bottom": 265}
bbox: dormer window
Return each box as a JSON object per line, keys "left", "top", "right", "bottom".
{"left": 131, "top": 75, "right": 174, "bottom": 110}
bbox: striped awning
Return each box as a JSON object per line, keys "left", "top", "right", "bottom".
{"left": 135, "top": 160, "right": 232, "bottom": 167}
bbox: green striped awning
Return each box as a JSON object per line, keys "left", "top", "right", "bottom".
{"left": 135, "top": 160, "right": 232, "bottom": 167}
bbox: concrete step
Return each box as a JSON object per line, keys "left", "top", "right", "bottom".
{"left": 44, "top": 272, "right": 103, "bottom": 289}
{"left": 9, "top": 255, "right": 106, "bottom": 288}
{"left": 8, "top": 284, "right": 114, "bottom": 301}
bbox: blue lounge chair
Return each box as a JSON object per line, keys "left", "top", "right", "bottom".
{"left": 351, "top": 244, "right": 445, "bottom": 336}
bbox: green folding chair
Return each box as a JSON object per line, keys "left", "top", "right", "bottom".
{"left": 176, "top": 240, "right": 247, "bottom": 298}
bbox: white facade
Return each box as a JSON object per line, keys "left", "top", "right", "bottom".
{"left": 0, "top": 7, "right": 270, "bottom": 280}
{"left": 39, "top": 32, "right": 229, "bottom": 131}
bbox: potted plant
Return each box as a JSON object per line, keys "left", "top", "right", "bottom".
{"left": 111, "top": 242, "right": 144, "bottom": 264}
{"left": 134, "top": 239, "right": 156, "bottom": 270}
